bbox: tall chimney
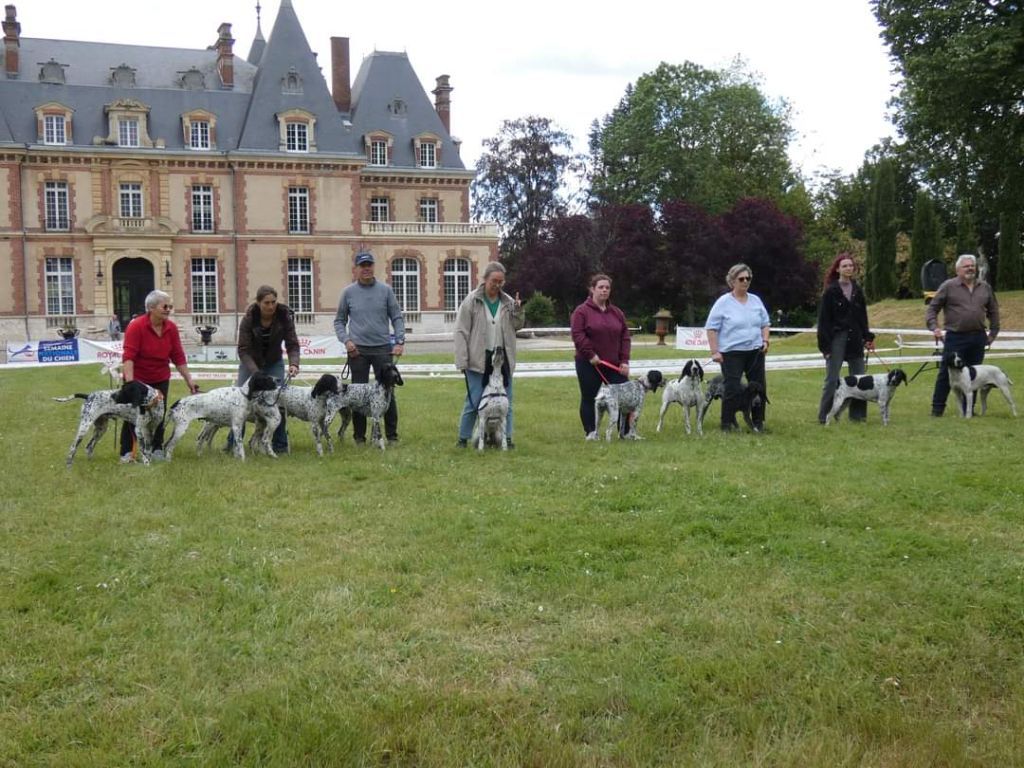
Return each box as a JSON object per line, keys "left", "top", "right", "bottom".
{"left": 216, "top": 22, "right": 234, "bottom": 89}
{"left": 432, "top": 74, "right": 453, "bottom": 134}
{"left": 331, "top": 37, "right": 351, "bottom": 112}
{"left": 3, "top": 5, "right": 20, "bottom": 79}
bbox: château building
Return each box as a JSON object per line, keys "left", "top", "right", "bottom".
{"left": 0, "top": 0, "right": 497, "bottom": 347}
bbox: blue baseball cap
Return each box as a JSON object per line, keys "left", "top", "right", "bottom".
{"left": 355, "top": 252, "right": 375, "bottom": 265}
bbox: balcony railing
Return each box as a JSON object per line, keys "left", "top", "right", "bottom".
{"left": 362, "top": 221, "right": 499, "bottom": 238}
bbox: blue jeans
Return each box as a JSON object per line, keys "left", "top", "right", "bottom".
{"left": 227, "top": 359, "right": 288, "bottom": 452}
{"left": 932, "top": 330, "right": 987, "bottom": 415}
{"left": 459, "top": 370, "right": 513, "bottom": 441}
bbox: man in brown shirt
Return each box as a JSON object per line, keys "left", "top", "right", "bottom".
{"left": 925, "top": 253, "right": 1000, "bottom": 416}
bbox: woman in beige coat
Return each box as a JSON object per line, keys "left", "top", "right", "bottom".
{"left": 454, "top": 262, "right": 524, "bottom": 447}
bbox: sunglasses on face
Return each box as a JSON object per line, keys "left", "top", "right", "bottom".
{"left": 736, "top": 276, "right": 751, "bottom": 283}
{"left": 161, "top": 304, "right": 173, "bottom": 310}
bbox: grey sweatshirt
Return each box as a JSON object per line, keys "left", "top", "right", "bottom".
{"left": 333, "top": 279, "right": 406, "bottom": 347}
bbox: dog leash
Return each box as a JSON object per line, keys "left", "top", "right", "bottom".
{"left": 908, "top": 343, "right": 942, "bottom": 383}
{"left": 595, "top": 358, "right": 626, "bottom": 385}
{"left": 268, "top": 372, "right": 294, "bottom": 406}
{"left": 868, "top": 347, "right": 891, "bottom": 373}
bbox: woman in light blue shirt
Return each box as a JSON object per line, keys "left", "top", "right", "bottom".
{"left": 704, "top": 263, "right": 771, "bottom": 431}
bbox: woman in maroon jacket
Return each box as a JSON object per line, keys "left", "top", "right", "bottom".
{"left": 570, "top": 273, "right": 632, "bottom": 437}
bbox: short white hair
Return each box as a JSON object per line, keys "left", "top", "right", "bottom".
{"left": 955, "top": 254, "right": 977, "bottom": 269}
{"left": 144, "top": 290, "right": 171, "bottom": 311}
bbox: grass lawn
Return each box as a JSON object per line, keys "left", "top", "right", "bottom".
{"left": 2, "top": 351, "right": 1023, "bottom": 766}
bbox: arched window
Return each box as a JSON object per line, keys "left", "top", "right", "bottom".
{"left": 391, "top": 258, "right": 420, "bottom": 313}
{"left": 443, "top": 258, "right": 471, "bottom": 312}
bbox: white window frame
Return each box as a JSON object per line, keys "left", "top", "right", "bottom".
{"left": 391, "top": 257, "right": 420, "bottom": 314}
{"left": 369, "top": 139, "right": 388, "bottom": 166}
{"left": 190, "top": 120, "right": 210, "bottom": 150}
{"left": 419, "top": 141, "right": 437, "bottom": 168}
{"left": 286, "top": 122, "right": 309, "bottom": 152}
{"left": 190, "top": 257, "right": 219, "bottom": 314}
{"left": 118, "top": 118, "right": 139, "bottom": 147}
{"left": 191, "top": 185, "right": 214, "bottom": 233}
{"left": 419, "top": 198, "right": 438, "bottom": 223}
{"left": 288, "top": 187, "right": 310, "bottom": 233}
{"left": 287, "top": 257, "right": 314, "bottom": 314}
{"left": 45, "top": 257, "right": 75, "bottom": 315}
{"left": 44, "top": 181, "right": 70, "bottom": 231}
{"left": 119, "top": 183, "right": 143, "bottom": 219}
{"left": 370, "top": 197, "right": 390, "bottom": 222}
{"left": 44, "top": 115, "right": 66, "bottom": 145}
{"left": 444, "top": 258, "right": 471, "bottom": 313}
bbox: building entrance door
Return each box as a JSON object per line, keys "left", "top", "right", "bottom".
{"left": 112, "top": 258, "right": 155, "bottom": 328}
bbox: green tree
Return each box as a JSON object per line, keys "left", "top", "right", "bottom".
{"left": 997, "top": 211, "right": 1021, "bottom": 291}
{"left": 873, "top": 0, "right": 1024, "bottom": 263}
{"left": 589, "top": 60, "right": 795, "bottom": 212}
{"left": 866, "top": 159, "right": 899, "bottom": 300}
{"left": 472, "top": 117, "right": 583, "bottom": 273}
{"left": 909, "top": 190, "right": 943, "bottom": 295}
{"left": 955, "top": 200, "right": 977, "bottom": 257}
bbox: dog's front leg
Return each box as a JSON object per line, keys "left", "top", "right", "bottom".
{"left": 656, "top": 394, "right": 670, "bottom": 433}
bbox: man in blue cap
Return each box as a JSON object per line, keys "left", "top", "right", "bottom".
{"left": 333, "top": 251, "right": 406, "bottom": 444}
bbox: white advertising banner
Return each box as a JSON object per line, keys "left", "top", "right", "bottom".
{"left": 6, "top": 335, "right": 348, "bottom": 366}
{"left": 674, "top": 327, "right": 711, "bottom": 351}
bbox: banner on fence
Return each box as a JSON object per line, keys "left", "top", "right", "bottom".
{"left": 6, "top": 335, "right": 348, "bottom": 365}
{"left": 675, "top": 327, "right": 710, "bottom": 351}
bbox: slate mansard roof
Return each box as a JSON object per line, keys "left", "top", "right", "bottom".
{"left": 0, "top": 0, "right": 467, "bottom": 170}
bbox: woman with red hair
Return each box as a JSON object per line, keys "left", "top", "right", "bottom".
{"left": 816, "top": 253, "right": 875, "bottom": 423}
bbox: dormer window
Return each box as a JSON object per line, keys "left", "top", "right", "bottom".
{"left": 179, "top": 68, "right": 206, "bottom": 90}
{"left": 281, "top": 67, "right": 303, "bottom": 95}
{"left": 420, "top": 142, "right": 436, "bottom": 169}
{"left": 35, "top": 103, "right": 74, "bottom": 146}
{"left": 414, "top": 134, "right": 441, "bottom": 169}
{"left": 365, "top": 132, "right": 393, "bottom": 167}
{"left": 44, "top": 115, "right": 66, "bottom": 145}
{"left": 119, "top": 118, "right": 139, "bottom": 147}
{"left": 102, "top": 99, "right": 155, "bottom": 148}
{"left": 110, "top": 64, "right": 137, "bottom": 88}
{"left": 190, "top": 121, "right": 210, "bottom": 150}
{"left": 182, "top": 109, "right": 217, "bottom": 151}
{"left": 276, "top": 109, "right": 316, "bottom": 153}
{"left": 286, "top": 122, "right": 308, "bottom": 152}
{"left": 388, "top": 99, "right": 407, "bottom": 116}
{"left": 38, "top": 59, "right": 67, "bottom": 85}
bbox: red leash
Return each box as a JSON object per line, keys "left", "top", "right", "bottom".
{"left": 595, "top": 358, "right": 623, "bottom": 385}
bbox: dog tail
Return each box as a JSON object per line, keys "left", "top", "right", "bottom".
{"left": 53, "top": 393, "right": 89, "bottom": 402}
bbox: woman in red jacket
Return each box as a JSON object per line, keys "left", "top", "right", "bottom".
{"left": 120, "top": 290, "right": 199, "bottom": 461}
{"left": 570, "top": 273, "right": 632, "bottom": 438}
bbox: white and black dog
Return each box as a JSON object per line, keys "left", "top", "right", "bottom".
{"left": 276, "top": 374, "right": 342, "bottom": 455}
{"left": 656, "top": 360, "right": 705, "bottom": 435}
{"left": 589, "top": 370, "right": 664, "bottom": 442}
{"left": 472, "top": 347, "right": 510, "bottom": 451}
{"left": 698, "top": 375, "right": 769, "bottom": 433}
{"left": 329, "top": 362, "right": 404, "bottom": 450}
{"left": 825, "top": 369, "right": 907, "bottom": 426}
{"left": 946, "top": 353, "right": 1017, "bottom": 418}
{"left": 163, "top": 373, "right": 281, "bottom": 460}
{"left": 55, "top": 380, "right": 165, "bottom": 467}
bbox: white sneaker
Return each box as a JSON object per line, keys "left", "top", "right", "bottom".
{"left": 120, "top": 453, "right": 134, "bottom": 464}
{"left": 150, "top": 449, "right": 165, "bottom": 462}
{"left": 585, "top": 432, "right": 599, "bottom": 441}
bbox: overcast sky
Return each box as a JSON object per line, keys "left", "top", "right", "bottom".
{"left": 22, "top": 0, "right": 899, "bottom": 179}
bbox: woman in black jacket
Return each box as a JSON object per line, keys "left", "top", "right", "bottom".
{"left": 230, "top": 285, "right": 301, "bottom": 452}
{"left": 817, "top": 254, "right": 875, "bottom": 423}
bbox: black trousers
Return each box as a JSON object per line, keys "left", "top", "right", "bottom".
{"left": 349, "top": 347, "right": 398, "bottom": 441}
{"left": 575, "top": 359, "right": 627, "bottom": 435}
{"left": 720, "top": 349, "right": 766, "bottom": 429}
{"left": 120, "top": 378, "right": 170, "bottom": 454}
